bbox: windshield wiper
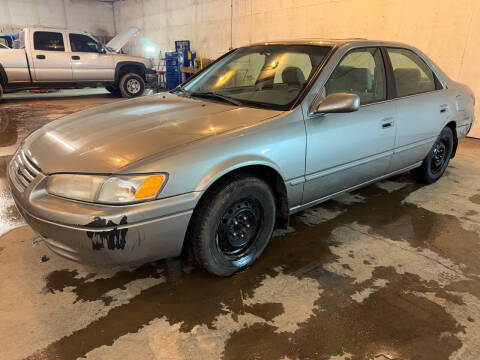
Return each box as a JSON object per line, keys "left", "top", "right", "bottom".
{"left": 170, "top": 85, "right": 190, "bottom": 96}
{"left": 189, "top": 91, "right": 243, "bottom": 107}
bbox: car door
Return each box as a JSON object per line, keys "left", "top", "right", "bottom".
{"left": 303, "top": 47, "right": 396, "bottom": 204}
{"left": 31, "top": 30, "right": 72, "bottom": 82}
{"left": 68, "top": 33, "right": 114, "bottom": 82}
{"left": 385, "top": 47, "right": 449, "bottom": 171}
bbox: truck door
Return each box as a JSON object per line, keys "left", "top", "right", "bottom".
{"left": 31, "top": 31, "right": 72, "bottom": 82}
{"left": 68, "top": 33, "right": 114, "bottom": 82}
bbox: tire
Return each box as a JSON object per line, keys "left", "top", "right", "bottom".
{"left": 189, "top": 175, "right": 276, "bottom": 277}
{"left": 105, "top": 85, "right": 121, "bottom": 97}
{"left": 118, "top": 73, "right": 145, "bottom": 98}
{"left": 0, "top": 83, "right": 3, "bottom": 99}
{"left": 412, "top": 126, "right": 454, "bottom": 184}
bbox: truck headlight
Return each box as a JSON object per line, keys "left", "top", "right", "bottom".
{"left": 47, "top": 174, "right": 167, "bottom": 204}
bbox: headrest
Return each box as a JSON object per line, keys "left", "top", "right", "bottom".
{"left": 394, "top": 68, "right": 421, "bottom": 83}
{"left": 282, "top": 67, "right": 306, "bottom": 86}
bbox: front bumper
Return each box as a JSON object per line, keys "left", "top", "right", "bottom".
{"left": 8, "top": 156, "right": 199, "bottom": 267}
{"left": 145, "top": 69, "right": 157, "bottom": 87}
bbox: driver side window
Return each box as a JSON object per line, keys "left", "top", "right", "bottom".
{"left": 325, "top": 47, "right": 386, "bottom": 105}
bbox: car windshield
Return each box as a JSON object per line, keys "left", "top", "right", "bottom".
{"left": 182, "top": 44, "right": 331, "bottom": 109}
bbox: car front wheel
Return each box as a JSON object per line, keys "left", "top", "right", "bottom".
{"left": 119, "top": 73, "right": 145, "bottom": 98}
{"left": 412, "top": 126, "right": 454, "bottom": 184}
{"left": 189, "top": 175, "right": 276, "bottom": 277}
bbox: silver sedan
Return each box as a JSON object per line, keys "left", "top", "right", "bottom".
{"left": 8, "top": 39, "right": 475, "bottom": 276}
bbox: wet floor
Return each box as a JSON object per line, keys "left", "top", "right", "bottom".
{"left": 1, "top": 90, "right": 480, "bottom": 360}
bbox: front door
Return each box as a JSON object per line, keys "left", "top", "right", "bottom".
{"left": 68, "top": 33, "right": 114, "bottom": 82}
{"left": 31, "top": 31, "right": 72, "bottom": 82}
{"left": 304, "top": 47, "right": 396, "bottom": 205}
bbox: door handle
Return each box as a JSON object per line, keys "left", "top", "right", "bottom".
{"left": 440, "top": 104, "right": 449, "bottom": 113}
{"left": 36, "top": 55, "right": 46, "bottom": 60}
{"left": 381, "top": 117, "right": 394, "bottom": 129}
{"left": 71, "top": 56, "right": 80, "bottom": 60}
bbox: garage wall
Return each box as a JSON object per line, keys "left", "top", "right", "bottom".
{"left": 0, "top": 0, "right": 115, "bottom": 38}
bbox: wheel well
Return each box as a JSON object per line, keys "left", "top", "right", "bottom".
{"left": 446, "top": 121, "right": 458, "bottom": 158}
{"left": 180, "top": 165, "right": 289, "bottom": 258}
{"left": 116, "top": 64, "right": 145, "bottom": 83}
{"left": 0, "top": 64, "right": 7, "bottom": 87}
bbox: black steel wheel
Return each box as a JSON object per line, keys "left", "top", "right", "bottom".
{"left": 412, "top": 126, "right": 454, "bottom": 184}
{"left": 216, "top": 198, "right": 262, "bottom": 258}
{"left": 189, "top": 175, "right": 276, "bottom": 277}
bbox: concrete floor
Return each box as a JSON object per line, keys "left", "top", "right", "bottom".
{"left": 0, "top": 90, "right": 480, "bottom": 360}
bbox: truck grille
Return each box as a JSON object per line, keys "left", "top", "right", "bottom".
{"left": 11, "top": 150, "right": 42, "bottom": 190}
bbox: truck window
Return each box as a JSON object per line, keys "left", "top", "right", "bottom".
{"left": 34, "top": 31, "right": 65, "bottom": 52}
{"left": 69, "top": 34, "right": 99, "bottom": 53}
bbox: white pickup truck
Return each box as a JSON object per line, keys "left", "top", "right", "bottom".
{"left": 0, "top": 27, "right": 156, "bottom": 98}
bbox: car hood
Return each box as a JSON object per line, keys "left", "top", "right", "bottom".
{"left": 23, "top": 93, "right": 281, "bottom": 174}
{"left": 106, "top": 26, "right": 140, "bottom": 52}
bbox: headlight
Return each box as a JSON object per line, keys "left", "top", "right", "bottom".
{"left": 47, "top": 174, "right": 167, "bottom": 204}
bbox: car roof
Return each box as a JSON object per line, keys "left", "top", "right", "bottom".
{"left": 247, "top": 38, "right": 414, "bottom": 49}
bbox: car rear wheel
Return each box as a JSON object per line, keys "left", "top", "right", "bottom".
{"left": 189, "top": 175, "right": 276, "bottom": 277}
{"left": 105, "top": 85, "right": 121, "bottom": 97}
{"left": 119, "top": 73, "right": 145, "bottom": 98}
{"left": 412, "top": 126, "right": 454, "bottom": 184}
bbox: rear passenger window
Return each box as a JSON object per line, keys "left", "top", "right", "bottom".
{"left": 387, "top": 48, "right": 436, "bottom": 97}
{"left": 34, "top": 31, "right": 65, "bottom": 52}
{"left": 325, "top": 47, "right": 386, "bottom": 105}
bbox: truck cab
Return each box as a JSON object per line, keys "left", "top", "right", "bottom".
{"left": 0, "top": 27, "right": 155, "bottom": 98}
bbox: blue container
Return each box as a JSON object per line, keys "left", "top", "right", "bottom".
{"left": 165, "top": 51, "right": 182, "bottom": 89}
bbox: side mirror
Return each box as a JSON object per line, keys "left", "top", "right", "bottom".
{"left": 310, "top": 92, "right": 360, "bottom": 115}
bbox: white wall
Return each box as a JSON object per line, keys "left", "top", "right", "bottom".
{"left": 0, "top": 0, "right": 115, "bottom": 37}
{"left": 113, "top": 0, "right": 480, "bottom": 138}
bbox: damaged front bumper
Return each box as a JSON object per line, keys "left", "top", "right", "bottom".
{"left": 8, "top": 158, "right": 198, "bottom": 267}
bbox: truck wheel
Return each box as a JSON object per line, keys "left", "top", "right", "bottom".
{"left": 105, "top": 85, "right": 121, "bottom": 98}
{"left": 119, "top": 73, "right": 145, "bottom": 98}
{"left": 0, "top": 83, "right": 3, "bottom": 99}
{"left": 189, "top": 175, "right": 276, "bottom": 277}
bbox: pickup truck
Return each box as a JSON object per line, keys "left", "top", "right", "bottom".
{"left": 0, "top": 27, "right": 156, "bottom": 98}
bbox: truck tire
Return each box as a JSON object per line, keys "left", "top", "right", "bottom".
{"left": 105, "top": 85, "right": 121, "bottom": 98}
{"left": 119, "top": 73, "right": 145, "bottom": 98}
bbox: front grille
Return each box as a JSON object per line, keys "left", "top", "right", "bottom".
{"left": 11, "top": 150, "right": 42, "bottom": 190}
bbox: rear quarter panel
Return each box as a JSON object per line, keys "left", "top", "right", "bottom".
{"left": 1, "top": 49, "right": 30, "bottom": 83}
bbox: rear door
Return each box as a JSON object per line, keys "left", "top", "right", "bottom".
{"left": 386, "top": 47, "right": 449, "bottom": 171}
{"left": 68, "top": 33, "right": 114, "bottom": 82}
{"left": 31, "top": 30, "right": 72, "bottom": 82}
{"left": 304, "top": 47, "right": 396, "bottom": 204}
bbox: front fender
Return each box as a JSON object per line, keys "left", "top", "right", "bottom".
{"left": 195, "top": 155, "right": 286, "bottom": 192}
